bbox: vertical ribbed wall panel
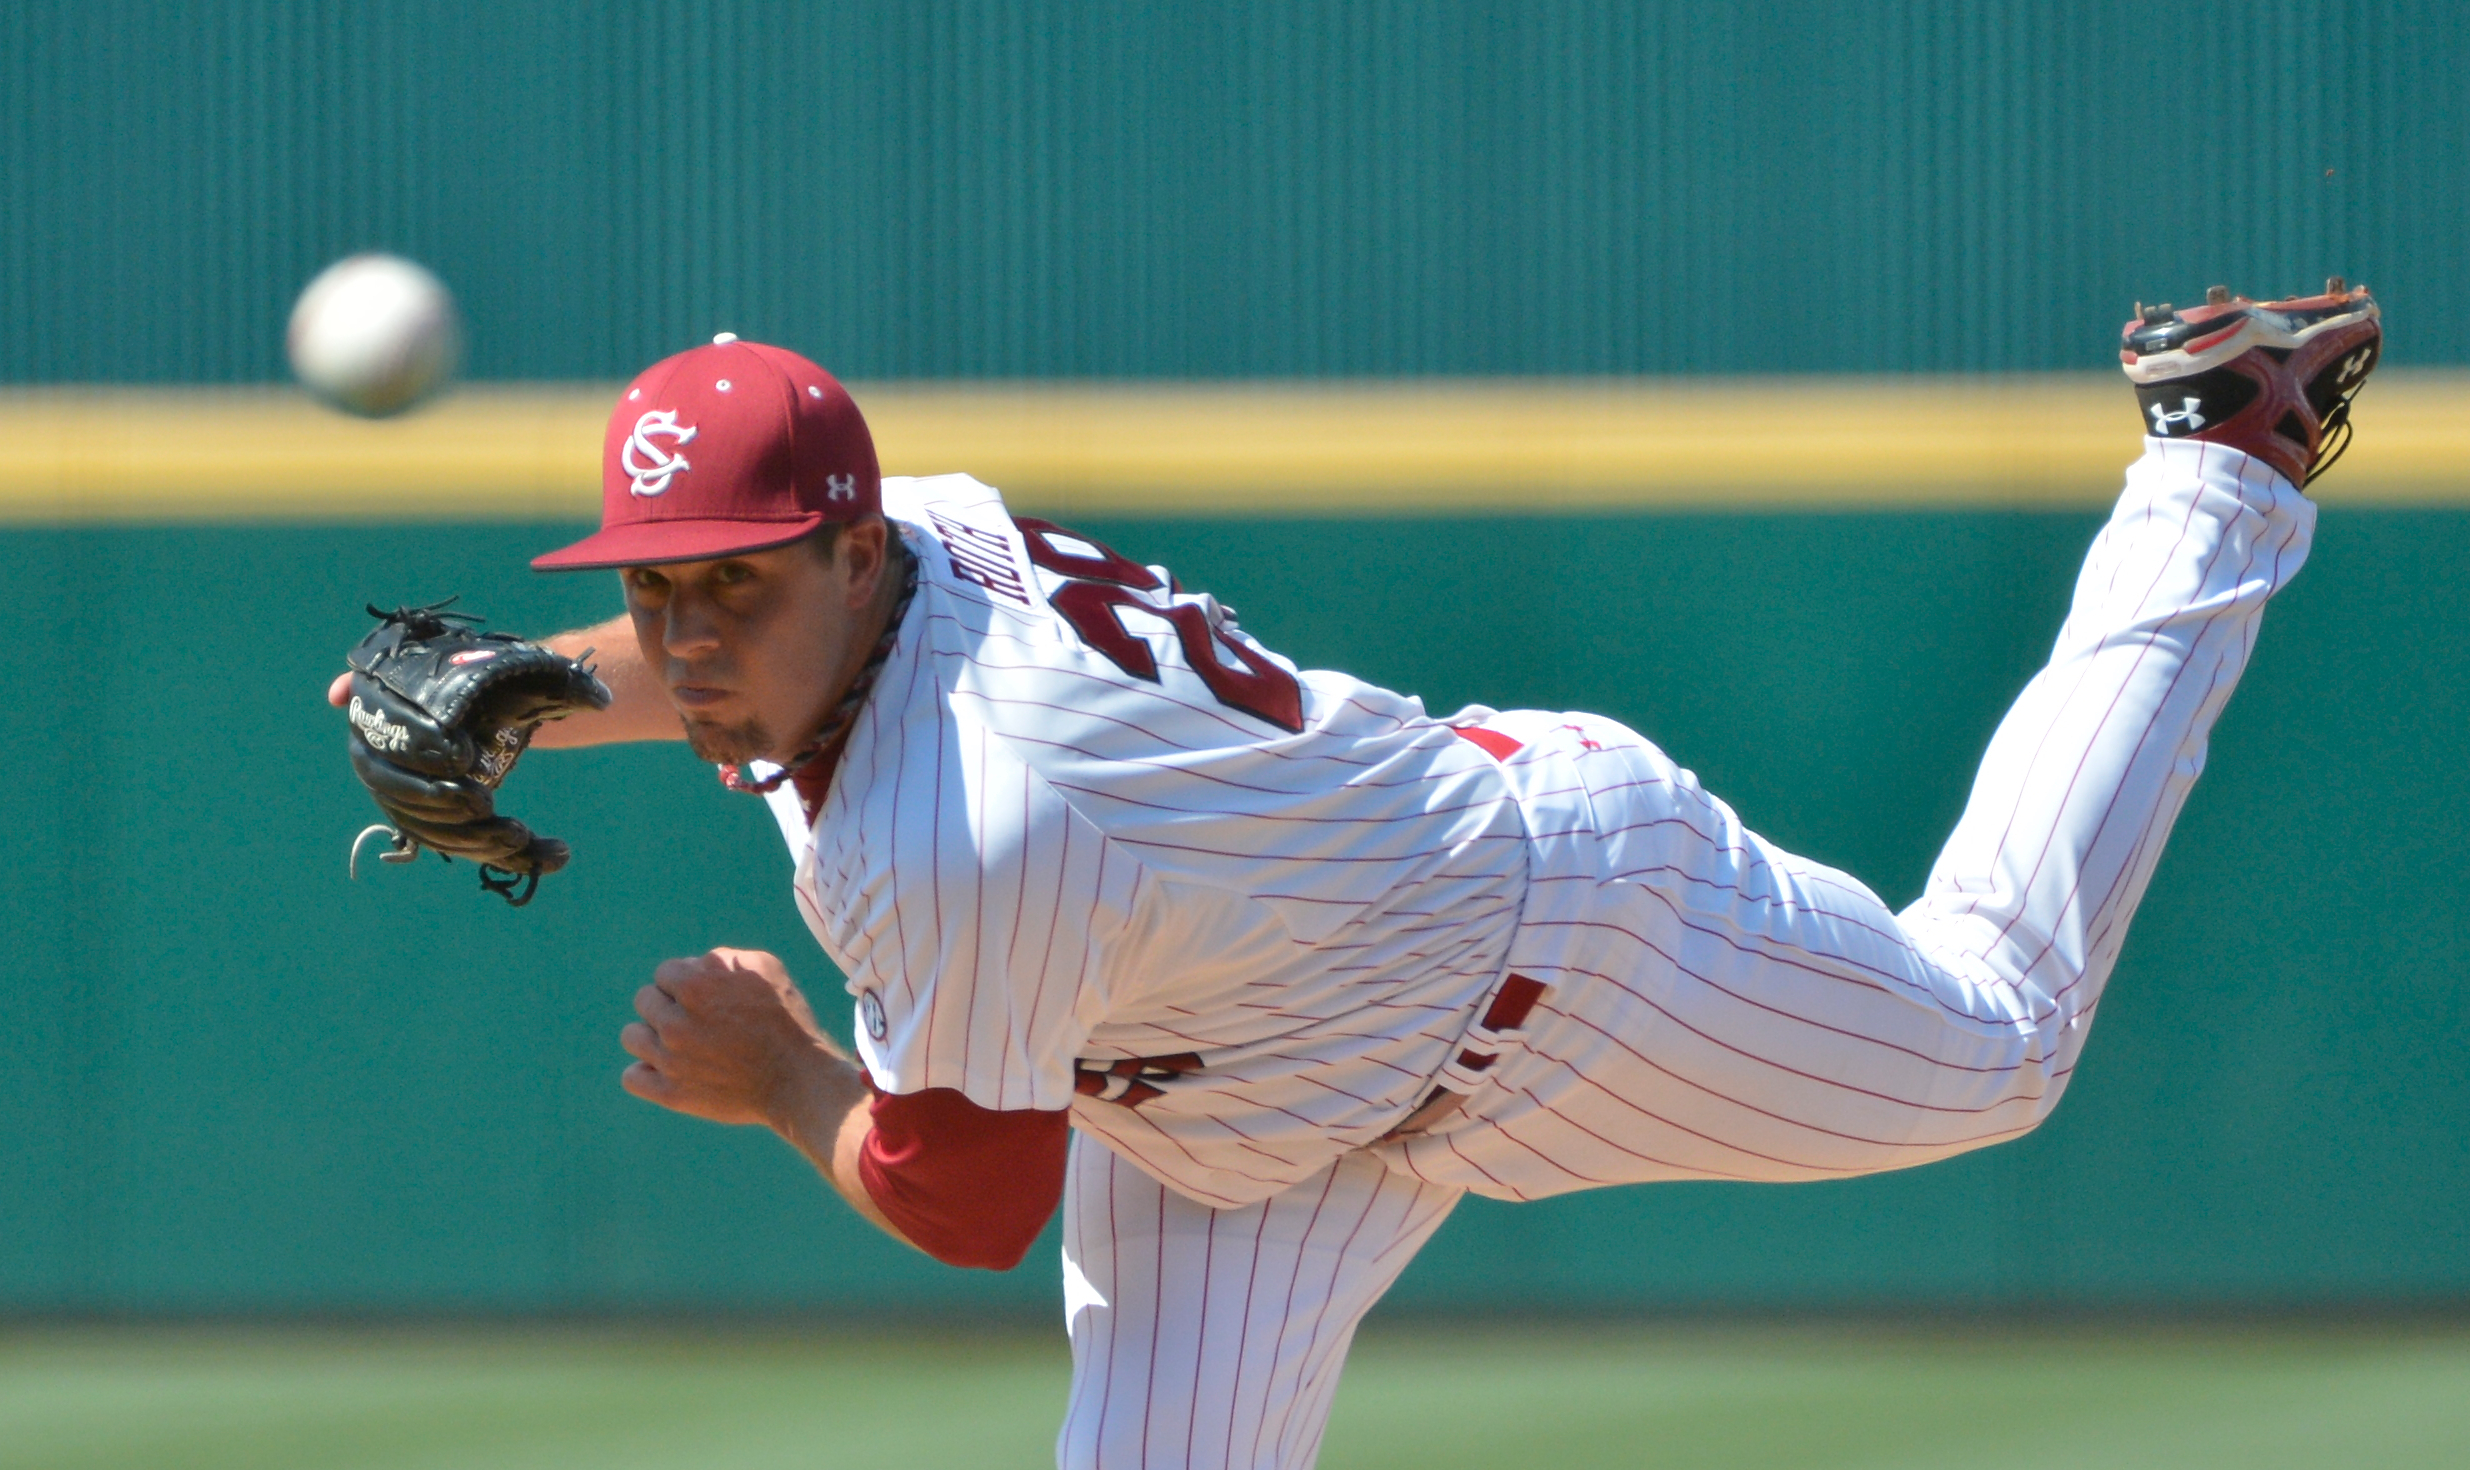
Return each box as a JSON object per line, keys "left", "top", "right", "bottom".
{"left": 2, "top": 0, "right": 2462, "bottom": 380}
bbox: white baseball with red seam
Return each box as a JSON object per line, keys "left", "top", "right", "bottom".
{"left": 286, "top": 253, "right": 462, "bottom": 417}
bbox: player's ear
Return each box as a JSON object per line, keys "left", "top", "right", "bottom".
{"left": 831, "top": 517, "right": 892, "bottom": 604}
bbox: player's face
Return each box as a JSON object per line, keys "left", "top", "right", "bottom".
{"left": 618, "top": 522, "right": 894, "bottom": 765}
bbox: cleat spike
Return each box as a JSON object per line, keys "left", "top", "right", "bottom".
{"left": 2325, "top": 275, "right": 2346, "bottom": 296}
{"left": 2206, "top": 285, "right": 2231, "bottom": 305}
{"left": 2140, "top": 302, "right": 2175, "bottom": 325}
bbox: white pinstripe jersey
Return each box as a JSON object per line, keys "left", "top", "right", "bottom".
{"left": 762, "top": 474, "right": 1528, "bottom": 1208}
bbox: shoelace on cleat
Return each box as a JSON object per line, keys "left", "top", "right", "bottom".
{"left": 2306, "top": 384, "right": 2364, "bottom": 488}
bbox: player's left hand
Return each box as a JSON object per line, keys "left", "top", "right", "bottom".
{"left": 620, "top": 948, "right": 844, "bottom": 1128}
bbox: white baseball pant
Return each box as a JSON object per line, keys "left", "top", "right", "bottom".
{"left": 1056, "top": 440, "right": 2313, "bottom": 1467}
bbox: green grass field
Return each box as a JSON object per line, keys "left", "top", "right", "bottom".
{"left": 4, "top": 1320, "right": 2466, "bottom": 1469}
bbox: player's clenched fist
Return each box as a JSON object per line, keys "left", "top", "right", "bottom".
{"left": 621, "top": 948, "right": 843, "bottom": 1128}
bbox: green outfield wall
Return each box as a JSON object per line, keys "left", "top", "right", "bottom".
{"left": 3, "top": 508, "right": 2464, "bottom": 1314}
{"left": 4, "top": 0, "right": 2467, "bottom": 383}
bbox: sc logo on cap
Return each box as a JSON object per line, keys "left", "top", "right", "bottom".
{"left": 622, "top": 410, "right": 697, "bottom": 497}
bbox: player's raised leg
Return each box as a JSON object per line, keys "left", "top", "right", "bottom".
{"left": 1056, "top": 1137, "right": 1462, "bottom": 1470}
{"left": 1897, "top": 435, "right": 2310, "bottom": 1058}
{"left": 1384, "top": 285, "right": 2378, "bottom": 1198}
{"left": 1902, "top": 281, "right": 2381, "bottom": 1063}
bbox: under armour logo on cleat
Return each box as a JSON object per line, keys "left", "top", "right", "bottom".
{"left": 2149, "top": 398, "right": 2206, "bottom": 435}
{"left": 2336, "top": 349, "right": 2371, "bottom": 384}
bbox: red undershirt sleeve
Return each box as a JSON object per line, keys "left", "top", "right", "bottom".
{"left": 857, "top": 1087, "right": 1071, "bottom": 1271}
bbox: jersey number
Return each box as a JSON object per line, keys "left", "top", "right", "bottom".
{"left": 1015, "top": 517, "right": 1304, "bottom": 733}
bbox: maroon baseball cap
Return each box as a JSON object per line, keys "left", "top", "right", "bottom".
{"left": 531, "top": 335, "right": 881, "bottom": 571}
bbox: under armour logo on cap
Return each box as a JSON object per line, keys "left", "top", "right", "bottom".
{"left": 622, "top": 409, "right": 697, "bottom": 496}
{"left": 827, "top": 473, "right": 857, "bottom": 502}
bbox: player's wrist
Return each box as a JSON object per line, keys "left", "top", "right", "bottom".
{"left": 761, "top": 1042, "right": 866, "bottom": 1152}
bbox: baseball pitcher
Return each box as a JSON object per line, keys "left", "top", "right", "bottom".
{"left": 335, "top": 286, "right": 2380, "bottom": 1468}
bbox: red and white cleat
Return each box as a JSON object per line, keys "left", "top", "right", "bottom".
{"left": 2120, "top": 278, "right": 2381, "bottom": 489}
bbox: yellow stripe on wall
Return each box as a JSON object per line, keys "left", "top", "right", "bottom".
{"left": 6, "top": 374, "right": 2465, "bottom": 523}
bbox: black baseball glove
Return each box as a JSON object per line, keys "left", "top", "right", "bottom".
{"left": 344, "top": 599, "right": 612, "bottom": 905}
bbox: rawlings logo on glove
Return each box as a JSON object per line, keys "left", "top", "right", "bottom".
{"left": 342, "top": 599, "right": 612, "bottom": 905}
{"left": 347, "top": 695, "right": 414, "bottom": 753}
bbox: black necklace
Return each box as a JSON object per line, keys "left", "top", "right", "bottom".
{"left": 718, "top": 540, "right": 919, "bottom": 797}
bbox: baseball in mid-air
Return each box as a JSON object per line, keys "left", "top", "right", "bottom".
{"left": 286, "top": 253, "right": 462, "bottom": 417}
